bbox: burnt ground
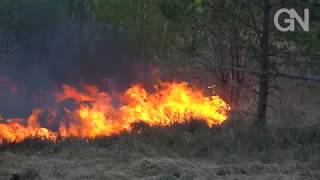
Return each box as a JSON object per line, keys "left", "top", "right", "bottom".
{"left": 1, "top": 120, "right": 320, "bottom": 180}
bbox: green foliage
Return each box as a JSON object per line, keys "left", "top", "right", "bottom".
{"left": 157, "top": 0, "right": 197, "bottom": 22}
{"left": 93, "top": 0, "right": 200, "bottom": 60}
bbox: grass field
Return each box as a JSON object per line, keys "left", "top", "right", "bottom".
{"left": 1, "top": 120, "right": 320, "bottom": 180}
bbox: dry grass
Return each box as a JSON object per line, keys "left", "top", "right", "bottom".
{"left": 1, "top": 120, "right": 320, "bottom": 180}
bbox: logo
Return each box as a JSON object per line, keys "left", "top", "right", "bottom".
{"left": 274, "top": 8, "right": 309, "bottom": 32}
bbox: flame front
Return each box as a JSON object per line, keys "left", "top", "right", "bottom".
{"left": 0, "top": 81, "right": 230, "bottom": 144}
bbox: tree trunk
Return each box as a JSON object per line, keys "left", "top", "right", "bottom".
{"left": 139, "top": 0, "right": 147, "bottom": 62}
{"left": 231, "top": 24, "right": 242, "bottom": 108}
{"left": 256, "top": 0, "right": 271, "bottom": 127}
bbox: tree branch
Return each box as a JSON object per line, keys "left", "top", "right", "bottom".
{"left": 206, "top": 64, "right": 320, "bottom": 83}
{"left": 0, "top": 46, "right": 17, "bottom": 62}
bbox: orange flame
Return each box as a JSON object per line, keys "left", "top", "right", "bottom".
{"left": 0, "top": 81, "right": 230, "bottom": 144}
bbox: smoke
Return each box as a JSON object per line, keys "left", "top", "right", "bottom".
{"left": 0, "top": 22, "right": 147, "bottom": 118}
{"left": 0, "top": 17, "right": 193, "bottom": 120}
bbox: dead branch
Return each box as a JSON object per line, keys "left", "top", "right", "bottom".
{"left": 0, "top": 46, "right": 18, "bottom": 62}
{"left": 207, "top": 65, "right": 320, "bottom": 83}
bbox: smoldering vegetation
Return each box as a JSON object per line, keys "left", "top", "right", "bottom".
{"left": 1, "top": 119, "right": 320, "bottom": 180}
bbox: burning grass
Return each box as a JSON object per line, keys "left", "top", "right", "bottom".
{"left": 0, "top": 81, "right": 230, "bottom": 144}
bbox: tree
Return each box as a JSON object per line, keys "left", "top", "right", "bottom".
{"left": 161, "top": 0, "right": 320, "bottom": 127}
{"left": 256, "top": 0, "right": 271, "bottom": 127}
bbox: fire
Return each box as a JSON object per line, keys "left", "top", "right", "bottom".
{"left": 0, "top": 81, "right": 230, "bottom": 144}
{"left": 0, "top": 109, "right": 57, "bottom": 143}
